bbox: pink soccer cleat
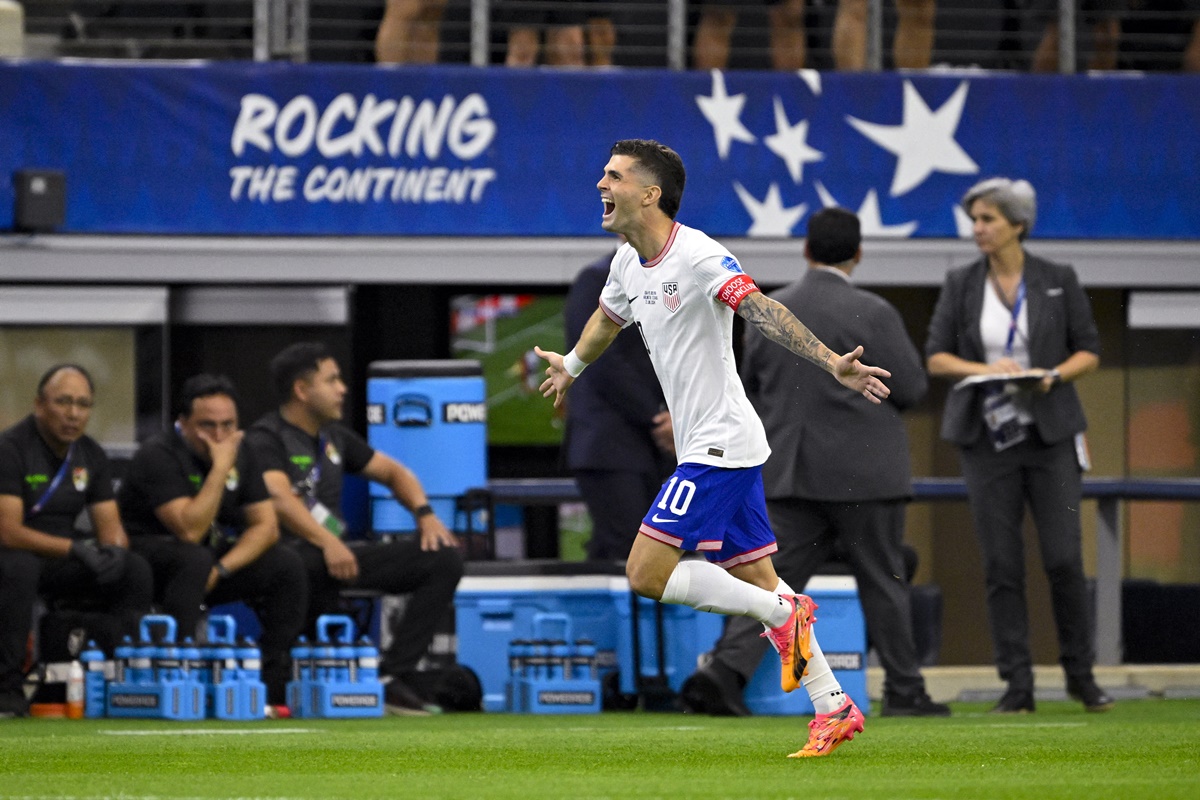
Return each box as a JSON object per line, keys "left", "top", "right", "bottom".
{"left": 761, "top": 594, "right": 817, "bottom": 693}
{"left": 788, "top": 698, "right": 865, "bottom": 758}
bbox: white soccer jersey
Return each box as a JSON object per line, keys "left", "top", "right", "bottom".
{"left": 598, "top": 221, "right": 771, "bottom": 468}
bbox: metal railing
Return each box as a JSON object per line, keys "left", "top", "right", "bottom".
{"left": 14, "top": 1, "right": 1199, "bottom": 71}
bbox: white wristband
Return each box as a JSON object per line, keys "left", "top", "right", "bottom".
{"left": 562, "top": 349, "right": 588, "bottom": 378}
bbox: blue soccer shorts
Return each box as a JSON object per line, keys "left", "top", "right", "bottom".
{"left": 638, "top": 462, "right": 778, "bottom": 569}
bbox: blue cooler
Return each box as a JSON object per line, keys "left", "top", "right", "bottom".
{"left": 743, "top": 576, "right": 869, "bottom": 716}
{"left": 367, "top": 360, "right": 486, "bottom": 532}
{"left": 455, "top": 571, "right": 627, "bottom": 712}
{"left": 614, "top": 593, "right": 724, "bottom": 696}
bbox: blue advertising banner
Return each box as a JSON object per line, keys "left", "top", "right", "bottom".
{"left": 0, "top": 62, "right": 1197, "bottom": 238}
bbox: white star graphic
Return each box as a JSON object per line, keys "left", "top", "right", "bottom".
{"left": 696, "top": 70, "right": 757, "bottom": 160}
{"left": 764, "top": 97, "right": 824, "bottom": 184}
{"left": 814, "top": 182, "right": 918, "bottom": 238}
{"left": 846, "top": 80, "right": 979, "bottom": 197}
{"left": 953, "top": 204, "right": 975, "bottom": 238}
{"left": 796, "top": 69, "right": 822, "bottom": 96}
{"left": 733, "top": 182, "right": 807, "bottom": 237}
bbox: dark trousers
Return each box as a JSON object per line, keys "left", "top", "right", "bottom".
{"left": 712, "top": 497, "right": 928, "bottom": 698}
{"left": 290, "top": 537, "right": 463, "bottom": 676}
{"left": 575, "top": 469, "right": 665, "bottom": 560}
{"left": 0, "top": 547, "right": 153, "bottom": 694}
{"left": 131, "top": 535, "right": 307, "bottom": 703}
{"left": 959, "top": 434, "right": 1094, "bottom": 687}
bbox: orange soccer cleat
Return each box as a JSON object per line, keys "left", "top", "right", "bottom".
{"left": 761, "top": 594, "right": 817, "bottom": 693}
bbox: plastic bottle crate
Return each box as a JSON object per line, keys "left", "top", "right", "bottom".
{"left": 505, "top": 613, "right": 601, "bottom": 714}
{"left": 287, "top": 615, "right": 383, "bottom": 718}
{"left": 106, "top": 615, "right": 205, "bottom": 720}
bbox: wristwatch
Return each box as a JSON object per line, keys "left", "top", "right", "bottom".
{"left": 413, "top": 503, "right": 435, "bottom": 519}
{"left": 214, "top": 562, "right": 233, "bottom": 580}
{"left": 1048, "top": 369, "right": 1062, "bottom": 385}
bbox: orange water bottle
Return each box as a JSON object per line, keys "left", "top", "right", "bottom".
{"left": 66, "top": 660, "right": 85, "bottom": 719}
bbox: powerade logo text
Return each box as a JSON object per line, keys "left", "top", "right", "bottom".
{"left": 228, "top": 93, "right": 497, "bottom": 206}
{"left": 331, "top": 694, "right": 380, "bottom": 708}
{"left": 825, "top": 652, "right": 863, "bottom": 671}
{"left": 443, "top": 402, "right": 487, "bottom": 424}
{"left": 537, "top": 691, "right": 596, "bottom": 706}
{"left": 110, "top": 693, "right": 160, "bottom": 708}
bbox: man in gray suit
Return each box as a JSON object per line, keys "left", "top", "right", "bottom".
{"left": 681, "top": 207, "right": 949, "bottom": 717}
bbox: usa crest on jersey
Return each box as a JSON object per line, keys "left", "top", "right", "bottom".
{"left": 662, "top": 281, "right": 681, "bottom": 313}
{"left": 72, "top": 467, "right": 88, "bottom": 491}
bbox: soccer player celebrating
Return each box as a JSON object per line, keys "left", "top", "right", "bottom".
{"left": 536, "top": 139, "right": 889, "bottom": 757}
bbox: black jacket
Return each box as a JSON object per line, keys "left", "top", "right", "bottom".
{"left": 924, "top": 252, "right": 1100, "bottom": 447}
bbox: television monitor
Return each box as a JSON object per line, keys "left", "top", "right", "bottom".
{"left": 450, "top": 293, "right": 566, "bottom": 446}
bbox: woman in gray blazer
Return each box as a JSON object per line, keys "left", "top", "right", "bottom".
{"left": 925, "top": 178, "right": 1112, "bottom": 714}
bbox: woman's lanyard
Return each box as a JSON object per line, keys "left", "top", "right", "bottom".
{"left": 992, "top": 273, "right": 1026, "bottom": 358}
{"left": 26, "top": 441, "right": 76, "bottom": 519}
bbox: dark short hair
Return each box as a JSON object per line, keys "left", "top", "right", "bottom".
{"left": 270, "top": 342, "right": 335, "bottom": 403}
{"left": 177, "top": 373, "right": 240, "bottom": 418}
{"left": 805, "top": 207, "right": 861, "bottom": 266}
{"left": 610, "top": 139, "right": 687, "bottom": 220}
{"left": 36, "top": 364, "right": 95, "bottom": 398}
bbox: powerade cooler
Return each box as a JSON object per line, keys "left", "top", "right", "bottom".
{"left": 366, "top": 360, "right": 486, "bottom": 532}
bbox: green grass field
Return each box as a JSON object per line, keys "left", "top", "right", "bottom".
{"left": 3, "top": 699, "right": 1198, "bottom": 800}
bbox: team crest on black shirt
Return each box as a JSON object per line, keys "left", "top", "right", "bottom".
{"left": 325, "top": 441, "right": 341, "bottom": 465}
{"left": 72, "top": 467, "right": 88, "bottom": 491}
{"left": 663, "top": 282, "right": 680, "bottom": 313}
{"left": 225, "top": 467, "right": 239, "bottom": 491}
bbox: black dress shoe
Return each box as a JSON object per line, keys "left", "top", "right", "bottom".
{"left": 0, "top": 691, "right": 29, "bottom": 719}
{"left": 991, "top": 686, "right": 1035, "bottom": 714}
{"left": 679, "top": 662, "right": 751, "bottom": 717}
{"left": 1066, "top": 676, "right": 1115, "bottom": 712}
{"left": 881, "top": 690, "right": 952, "bottom": 717}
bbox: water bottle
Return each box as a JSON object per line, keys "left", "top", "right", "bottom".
{"left": 156, "top": 640, "right": 182, "bottom": 683}
{"left": 312, "top": 641, "right": 335, "bottom": 685}
{"left": 211, "top": 642, "right": 236, "bottom": 687}
{"left": 548, "top": 640, "right": 569, "bottom": 680}
{"left": 181, "top": 637, "right": 207, "bottom": 686}
{"left": 131, "top": 640, "right": 155, "bottom": 685}
{"left": 236, "top": 638, "right": 261, "bottom": 683}
{"left": 291, "top": 636, "right": 312, "bottom": 683}
{"left": 334, "top": 641, "right": 356, "bottom": 684}
{"left": 355, "top": 637, "right": 379, "bottom": 684}
{"left": 66, "top": 660, "right": 85, "bottom": 719}
{"left": 79, "top": 641, "right": 107, "bottom": 718}
{"left": 113, "top": 635, "right": 134, "bottom": 685}
{"left": 574, "top": 639, "right": 597, "bottom": 681}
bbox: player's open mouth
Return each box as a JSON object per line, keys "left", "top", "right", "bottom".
{"left": 602, "top": 200, "right": 615, "bottom": 218}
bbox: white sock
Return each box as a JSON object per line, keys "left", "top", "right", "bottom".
{"left": 801, "top": 622, "right": 845, "bottom": 713}
{"left": 762, "top": 578, "right": 844, "bottom": 714}
{"left": 659, "top": 559, "right": 788, "bottom": 624}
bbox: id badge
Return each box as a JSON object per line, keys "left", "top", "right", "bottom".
{"left": 982, "top": 385, "right": 1028, "bottom": 452}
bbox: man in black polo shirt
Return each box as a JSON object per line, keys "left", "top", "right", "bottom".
{"left": 0, "top": 364, "right": 153, "bottom": 718}
{"left": 245, "top": 343, "right": 463, "bottom": 715}
{"left": 121, "top": 374, "right": 306, "bottom": 707}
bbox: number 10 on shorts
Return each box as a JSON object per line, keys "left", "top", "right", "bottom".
{"left": 657, "top": 476, "right": 696, "bottom": 517}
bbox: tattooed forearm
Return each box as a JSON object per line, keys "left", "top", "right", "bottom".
{"left": 738, "top": 293, "right": 834, "bottom": 372}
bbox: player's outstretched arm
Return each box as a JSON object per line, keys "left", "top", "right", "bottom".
{"left": 738, "top": 292, "right": 891, "bottom": 404}
{"left": 536, "top": 306, "right": 622, "bottom": 408}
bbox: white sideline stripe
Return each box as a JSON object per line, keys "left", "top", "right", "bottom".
{"left": 2, "top": 796, "right": 303, "bottom": 800}
{"left": 98, "top": 728, "right": 317, "bottom": 736}
{"left": 988, "top": 722, "right": 1088, "bottom": 728}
